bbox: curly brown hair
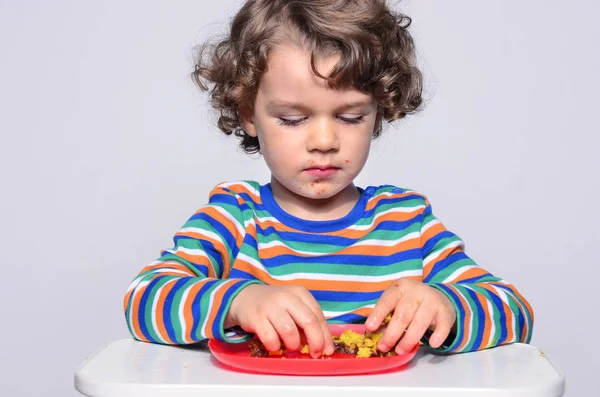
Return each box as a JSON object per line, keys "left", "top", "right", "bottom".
{"left": 192, "top": 0, "right": 423, "bottom": 154}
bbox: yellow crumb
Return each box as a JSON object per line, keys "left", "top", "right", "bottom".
{"left": 300, "top": 345, "right": 310, "bottom": 354}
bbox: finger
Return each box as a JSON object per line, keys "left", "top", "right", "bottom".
{"left": 268, "top": 310, "right": 301, "bottom": 351}
{"left": 428, "top": 309, "right": 455, "bottom": 349}
{"left": 396, "top": 301, "right": 437, "bottom": 354}
{"left": 253, "top": 320, "right": 281, "bottom": 353}
{"left": 286, "top": 299, "right": 325, "bottom": 358}
{"left": 366, "top": 285, "right": 400, "bottom": 332}
{"left": 377, "top": 294, "right": 419, "bottom": 352}
{"left": 297, "top": 292, "right": 335, "bottom": 355}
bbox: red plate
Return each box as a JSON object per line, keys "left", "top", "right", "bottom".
{"left": 208, "top": 324, "right": 419, "bottom": 376}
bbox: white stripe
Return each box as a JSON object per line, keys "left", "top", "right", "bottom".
{"left": 147, "top": 268, "right": 190, "bottom": 276}
{"left": 201, "top": 279, "right": 237, "bottom": 338}
{"left": 421, "top": 218, "right": 440, "bottom": 234}
{"left": 217, "top": 181, "right": 260, "bottom": 198}
{"left": 205, "top": 205, "right": 245, "bottom": 238}
{"left": 499, "top": 286, "right": 530, "bottom": 341}
{"left": 489, "top": 285, "right": 517, "bottom": 343}
{"left": 463, "top": 285, "right": 496, "bottom": 349}
{"left": 178, "top": 287, "right": 192, "bottom": 343}
{"left": 128, "top": 279, "right": 151, "bottom": 341}
{"left": 450, "top": 286, "right": 474, "bottom": 350}
{"left": 126, "top": 262, "right": 191, "bottom": 293}
{"left": 238, "top": 251, "right": 422, "bottom": 281}
{"left": 423, "top": 240, "right": 464, "bottom": 267}
{"left": 323, "top": 304, "right": 375, "bottom": 318}
{"left": 442, "top": 264, "right": 479, "bottom": 283}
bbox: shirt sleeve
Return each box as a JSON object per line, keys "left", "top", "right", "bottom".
{"left": 123, "top": 184, "right": 262, "bottom": 345}
{"left": 419, "top": 195, "right": 534, "bottom": 353}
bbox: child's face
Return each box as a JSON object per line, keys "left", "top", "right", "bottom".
{"left": 242, "top": 44, "right": 378, "bottom": 202}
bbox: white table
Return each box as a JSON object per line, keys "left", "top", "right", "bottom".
{"left": 74, "top": 339, "right": 565, "bottom": 396}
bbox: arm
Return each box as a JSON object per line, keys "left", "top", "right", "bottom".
{"left": 123, "top": 185, "right": 262, "bottom": 345}
{"left": 420, "top": 197, "right": 534, "bottom": 353}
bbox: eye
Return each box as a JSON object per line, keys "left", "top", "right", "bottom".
{"left": 277, "top": 117, "right": 307, "bottom": 127}
{"left": 338, "top": 115, "right": 365, "bottom": 125}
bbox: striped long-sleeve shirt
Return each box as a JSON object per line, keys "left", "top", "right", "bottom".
{"left": 124, "top": 181, "right": 534, "bottom": 353}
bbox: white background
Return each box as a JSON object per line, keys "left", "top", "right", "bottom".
{"left": 1, "top": 0, "right": 598, "bottom": 396}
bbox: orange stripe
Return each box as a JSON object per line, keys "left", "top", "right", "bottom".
{"left": 204, "top": 279, "right": 238, "bottom": 339}
{"left": 365, "top": 191, "right": 425, "bottom": 211}
{"left": 472, "top": 289, "right": 492, "bottom": 348}
{"left": 481, "top": 284, "right": 514, "bottom": 344}
{"left": 257, "top": 237, "right": 420, "bottom": 259}
{"left": 504, "top": 284, "right": 533, "bottom": 341}
{"left": 123, "top": 289, "right": 134, "bottom": 313}
{"left": 421, "top": 222, "right": 446, "bottom": 243}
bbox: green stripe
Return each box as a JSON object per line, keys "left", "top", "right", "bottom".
{"left": 168, "top": 278, "right": 196, "bottom": 343}
{"left": 320, "top": 299, "right": 378, "bottom": 312}
{"left": 264, "top": 259, "right": 422, "bottom": 277}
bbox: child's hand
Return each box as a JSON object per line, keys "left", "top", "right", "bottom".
{"left": 365, "top": 278, "right": 456, "bottom": 354}
{"left": 226, "top": 284, "right": 335, "bottom": 358}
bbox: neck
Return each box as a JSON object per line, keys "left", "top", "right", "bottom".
{"left": 270, "top": 176, "right": 361, "bottom": 221}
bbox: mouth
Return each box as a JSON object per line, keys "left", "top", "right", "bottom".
{"left": 304, "top": 164, "right": 341, "bottom": 178}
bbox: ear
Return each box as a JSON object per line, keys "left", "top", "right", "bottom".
{"left": 240, "top": 106, "right": 258, "bottom": 137}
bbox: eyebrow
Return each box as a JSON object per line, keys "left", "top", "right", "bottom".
{"left": 266, "top": 99, "right": 374, "bottom": 112}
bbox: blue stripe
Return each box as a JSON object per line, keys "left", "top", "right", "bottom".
{"left": 422, "top": 231, "right": 456, "bottom": 258}
{"left": 208, "top": 192, "right": 241, "bottom": 207}
{"left": 434, "top": 284, "right": 466, "bottom": 351}
{"left": 495, "top": 284, "right": 526, "bottom": 340}
{"left": 229, "top": 268, "right": 260, "bottom": 280}
{"left": 211, "top": 281, "right": 248, "bottom": 340}
{"left": 137, "top": 277, "right": 162, "bottom": 342}
{"left": 191, "top": 280, "right": 217, "bottom": 340}
{"left": 311, "top": 290, "right": 384, "bottom": 302}
{"left": 163, "top": 277, "right": 192, "bottom": 344}
{"left": 455, "top": 274, "right": 490, "bottom": 285}
{"left": 465, "top": 287, "right": 485, "bottom": 351}
{"left": 486, "top": 290, "right": 507, "bottom": 345}
{"left": 261, "top": 249, "right": 422, "bottom": 268}
{"left": 370, "top": 219, "right": 422, "bottom": 232}
{"left": 188, "top": 212, "right": 237, "bottom": 251}
{"left": 424, "top": 252, "right": 468, "bottom": 283}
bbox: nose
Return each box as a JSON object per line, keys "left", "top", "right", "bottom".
{"left": 306, "top": 118, "right": 340, "bottom": 153}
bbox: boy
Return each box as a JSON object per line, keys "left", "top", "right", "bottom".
{"left": 124, "top": 0, "right": 533, "bottom": 358}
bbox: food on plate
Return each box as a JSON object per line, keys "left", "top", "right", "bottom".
{"left": 248, "top": 314, "right": 395, "bottom": 358}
